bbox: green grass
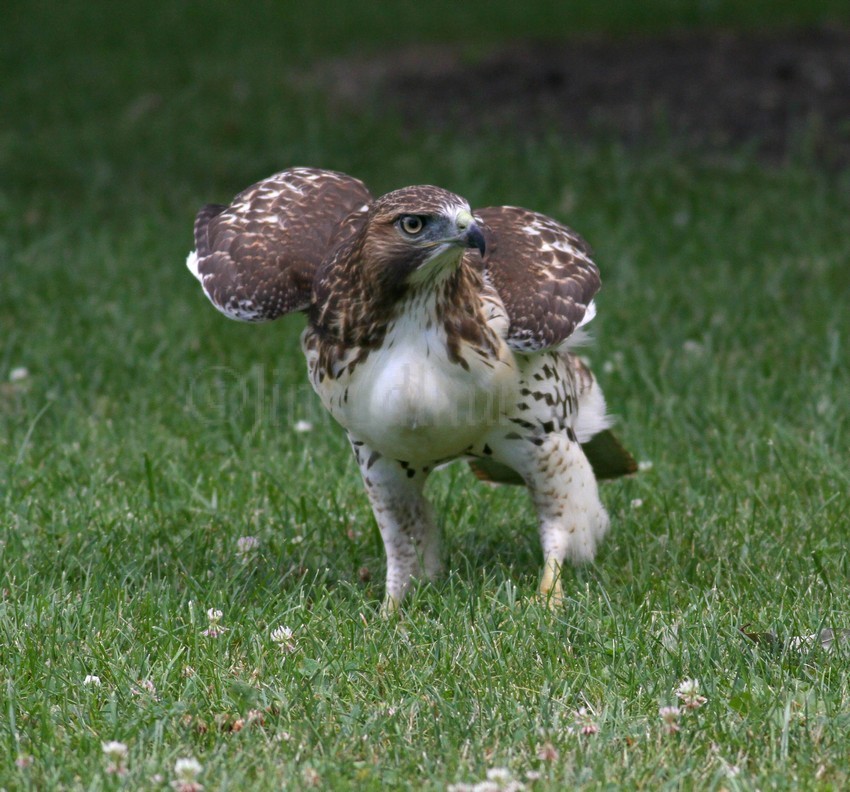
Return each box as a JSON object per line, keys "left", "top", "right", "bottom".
{"left": 3, "top": 1, "right": 850, "bottom": 789}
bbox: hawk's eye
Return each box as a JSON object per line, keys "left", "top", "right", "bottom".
{"left": 398, "top": 215, "right": 425, "bottom": 235}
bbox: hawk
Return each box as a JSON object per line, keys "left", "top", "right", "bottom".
{"left": 187, "top": 167, "right": 635, "bottom": 613}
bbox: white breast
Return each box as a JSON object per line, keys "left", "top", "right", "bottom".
{"left": 314, "top": 300, "right": 518, "bottom": 462}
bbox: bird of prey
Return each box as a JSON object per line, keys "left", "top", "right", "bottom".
{"left": 187, "top": 167, "right": 635, "bottom": 613}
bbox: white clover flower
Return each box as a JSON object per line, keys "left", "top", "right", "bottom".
{"left": 174, "top": 757, "right": 202, "bottom": 778}
{"left": 172, "top": 757, "right": 203, "bottom": 791}
{"left": 630, "top": 498, "right": 644, "bottom": 509}
{"left": 9, "top": 366, "right": 29, "bottom": 382}
{"left": 449, "top": 767, "right": 525, "bottom": 792}
{"left": 131, "top": 679, "right": 159, "bottom": 699}
{"left": 202, "top": 608, "right": 227, "bottom": 637}
{"left": 236, "top": 536, "right": 260, "bottom": 556}
{"left": 102, "top": 741, "right": 128, "bottom": 760}
{"left": 271, "top": 625, "right": 297, "bottom": 653}
{"left": 293, "top": 420, "right": 313, "bottom": 433}
{"left": 574, "top": 706, "right": 600, "bottom": 735}
{"left": 638, "top": 460, "right": 654, "bottom": 472}
{"left": 271, "top": 625, "right": 293, "bottom": 643}
{"left": 102, "top": 741, "right": 128, "bottom": 775}
{"left": 675, "top": 678, "right": 707, "bottom": 710}
{"left": 659, "top": 705, "right": 681, "bottom": 734}
{"left": 83, "top": 674, "right": 102, "bottom": 687}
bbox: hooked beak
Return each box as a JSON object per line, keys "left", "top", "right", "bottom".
{"left": 455, "top": 210, "right": 486, "bottom": 257}
{"left": 464, "top": 223, "right": 486, "bottom": 257}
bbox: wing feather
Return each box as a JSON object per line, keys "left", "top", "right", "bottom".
{"left": 471, "top": 206, "right": 601, "bottom": 352}
{"left": 188, "top": 167, "right": 372, "bottom": 321}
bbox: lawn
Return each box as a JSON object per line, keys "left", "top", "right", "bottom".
{"left": 2, "top": 1, "right": 850, "bottom": 789}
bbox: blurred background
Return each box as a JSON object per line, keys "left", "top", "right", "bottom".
{"left": 4, "top": 0, "right": 850, "bottom": 212}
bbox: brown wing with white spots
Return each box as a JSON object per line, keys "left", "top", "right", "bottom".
{"left": 471, "top": 206, "right": 601, "bottom": 352}
{"left": 188, "top": 168, "right": 372, "bottom": 321}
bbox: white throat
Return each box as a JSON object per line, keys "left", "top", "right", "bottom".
{"left": 406, "top": 243, "right": 465, "bottom": 287}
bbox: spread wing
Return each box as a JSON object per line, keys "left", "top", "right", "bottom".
{"left": 187, "top": 167, "right": 372, "bottom": 321}
{"left": 471, "top": 206, "right": 601, "bottom": 352}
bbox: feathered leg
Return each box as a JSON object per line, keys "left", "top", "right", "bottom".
{"left": 530, "top": 434, "right": 609, "bottom": 607}
{"left": 350, "top": 437, "right": 442, "bottom": 615}
{"left": 485, "top": 430, "right": 609, "bottom": 608}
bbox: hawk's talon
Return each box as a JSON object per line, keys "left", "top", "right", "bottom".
{"left": 380, "top": 594, "right": 401, "bottom": 619}
{"left": 538, "top": 560, "right": 565, "bottom": 610}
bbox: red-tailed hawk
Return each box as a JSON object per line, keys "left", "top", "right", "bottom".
{"left": 188, "top": 167, "right": 635, "bottom": 613}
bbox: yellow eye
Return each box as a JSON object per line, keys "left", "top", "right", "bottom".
{"left": 399, "top": 215, "right": 424, "bottom": 235}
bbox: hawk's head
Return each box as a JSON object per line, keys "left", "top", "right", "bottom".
{"left": 357, "top": 186, "right": 486, "bottom": 293}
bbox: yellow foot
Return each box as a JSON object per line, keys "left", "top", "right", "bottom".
{"left": 538, "top": 560, "right": 564, "bottom": 610}
{"left": 380, "top": 594, "right": 401, "bottom": 619}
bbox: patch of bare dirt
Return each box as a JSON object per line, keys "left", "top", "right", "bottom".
{"left": 318, "top": 27, "right": 850, "bottom": 166}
